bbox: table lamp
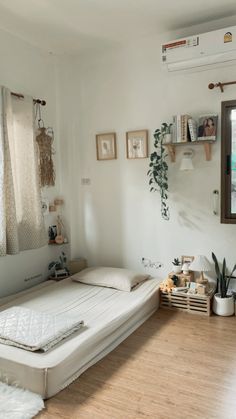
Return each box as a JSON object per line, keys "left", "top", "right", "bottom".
{"left": 189, "top": 255, "right": 211, "bottom": 285}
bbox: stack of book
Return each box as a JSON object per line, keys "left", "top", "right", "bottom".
{"left": 172, "top": 114, "right": 198, "bottom": 142}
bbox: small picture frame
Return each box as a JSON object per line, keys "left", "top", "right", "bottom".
{"left": 126, "top": 130, "right": 148, "bottom": 159}
{"left": 96, "top": 132, "right": 117, "bottom": 160}
{"left": 181, "top": 255, "right": 194, "bottom": 264}
{"left": 197, "top": 115, "right": 218, "bottom": 141}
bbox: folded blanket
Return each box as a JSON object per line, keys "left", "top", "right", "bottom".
{"left": 0, "top": 306, "right": 84, "bottom": 352}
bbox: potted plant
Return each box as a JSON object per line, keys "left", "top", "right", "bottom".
{"left": 48, "top": 251, "right": 70, "bottom": 279}
{"left": 212, "top": 252, "right": 236, "bottom": 316}
{"left": 162, "top": 123, "right": 173, "bottom": 144}
{"left": 172, "top": 258, "right": 182, "bottom": 274}
{"left": 147, "top": 123, "right": 170, "bottom": 220}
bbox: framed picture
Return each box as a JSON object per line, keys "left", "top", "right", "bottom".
{"left": 181, "top": 255, "right": 194, "bottom": 264}
{"left": 126, "top": 130, "right": 148, "bottom": 159}
{"left": 96, "top": 132, "right": 117, "bottom": 160}
{"left": 197, "top": 115, "right": 218, "bottom": 141}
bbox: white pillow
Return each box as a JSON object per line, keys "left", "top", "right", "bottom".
{"left": 71, "top": 267, "right": 150, "bottom": 292}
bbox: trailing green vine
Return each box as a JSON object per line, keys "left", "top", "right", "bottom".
{"left": 147, "top": 124, "right": 170, "bottom": 220}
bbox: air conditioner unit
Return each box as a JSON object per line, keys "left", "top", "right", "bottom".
{"left": 162, "top": 26, "right": 236, "bottom": 72}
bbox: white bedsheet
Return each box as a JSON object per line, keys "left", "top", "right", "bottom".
{"left": 0, "top": 277, "right": 160, "bottom": 398}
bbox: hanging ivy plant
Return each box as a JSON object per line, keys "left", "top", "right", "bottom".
{"left": 147, "top": 123, "right": 170, "bottom": 221}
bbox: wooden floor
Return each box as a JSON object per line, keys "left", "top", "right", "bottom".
{"left": 38, "top": 309, "right": 236, "bottom": 419}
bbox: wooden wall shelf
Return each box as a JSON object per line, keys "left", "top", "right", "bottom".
{"left": 165, "top": 140, "right": 214, "bottom": 163}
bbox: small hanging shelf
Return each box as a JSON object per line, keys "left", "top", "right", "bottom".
{"left": 165, "top": 140, "right": 213, "bottom": 163}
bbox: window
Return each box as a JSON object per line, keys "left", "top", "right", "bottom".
{"left": 221, "top": 100, "right": 236, "bottom": 223}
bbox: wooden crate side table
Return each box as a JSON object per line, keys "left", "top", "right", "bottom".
{"left": 160, "top": 287, "right": 215, "bottom": 316}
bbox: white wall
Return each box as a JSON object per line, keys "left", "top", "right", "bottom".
{"left": 2, "top": 18, "right": 235, "bottom": 296}
{"left": 0, "top": 29, "right": 65, "bottom": 297}
{"left": 57, "top": 25, "right": 236, "bottom": 281}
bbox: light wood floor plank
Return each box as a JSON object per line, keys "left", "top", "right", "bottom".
{"left": 37, "top": 309, "right": 236, "bottom": 419}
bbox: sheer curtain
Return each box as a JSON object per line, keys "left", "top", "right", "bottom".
{"left": 0, "top": 87, "right": 46, "bottom": 256}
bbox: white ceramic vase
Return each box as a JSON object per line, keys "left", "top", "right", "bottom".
{"left": 173, "top": 265, "right": 182, "bottom": 274}
{"left": 213, "top": 293, "right": 235, "bottom": 316}
{"left": 163, "top": 133, "right": 172, "bottom": 144}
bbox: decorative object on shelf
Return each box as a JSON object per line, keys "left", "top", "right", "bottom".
{"left": 187, "top": 282, "right": 197, "bottom": 294}
{"left": 96, "top": 132, "right": 117, "bottom": 160}
{"left": 172, "top": 258, "right": 182, "bottom": 273}
{"left": 55, "top": 215, "right": 66, "bottom": 244}
{"left": 212, "top": 252, "right": 236, "bottom": 316}
{"left": 35, "top": 102, "right": 55, "bottom": 187}
{"left": 48, "top": 225, "right": 57, "bottom": 244}
{"left": 179, "top": 148, "right": 194, "bottom": 171}
{"left": 126, "top": 130, "right": 148, "bottom": 158}
{"left": 160, "top": 278, "right": 176, "bottom": 293}
{"left": 54, "top": 198, "right": 64, "bottom": 206}
{"left": 49, "top": 204, "right": 56, "bottom": 212}
{"left": 197, "top": 115, "right": 218, "bottom": 141}
{"left": 169, "top": 271, "right": 194, "bottom": 287}
{"left": 182, "top": 262, "right": 190, "bottom": 274}
{"left": 48, "top": 251, "right": 70, "bottom": 279}
{"left": 197, "top": 284, "right": 206, "bottom": 295}
{"left": 49, "top": 197, "right": 64, "bottom": 213}
{"left": 161, "top": 123, "right": 172, "bottom": 144}
{"left": 148, "top": 124, "right": 169, "bottom": 220}
{"left": 189, "top": 255, "right": 211, "bottom": 291}
{"left": 170, "top": 275, "right": 179, "bottom": 286}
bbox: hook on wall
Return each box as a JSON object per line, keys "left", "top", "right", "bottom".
{"left": 213, "top": 190, "right": 219, "bottom": 215}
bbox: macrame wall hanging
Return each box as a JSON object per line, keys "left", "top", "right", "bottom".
{"left": 35, "top": 103, "right": 55, "bottom": 187}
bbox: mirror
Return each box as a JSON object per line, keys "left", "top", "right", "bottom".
{"left": 221, "top": 100, "right": 236, "bottom": 223}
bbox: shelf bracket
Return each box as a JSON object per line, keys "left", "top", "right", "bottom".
{"left": 165, "top": 144, "right": 175, "bottom": 162}
{"left": 165, "top": 141, "right": 212, "bottom": 162}
{"left": 203, "top": 143, "right": 212, "bottom": 161}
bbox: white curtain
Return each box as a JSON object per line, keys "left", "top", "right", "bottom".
{"left": 0, "top": 87, "right": 46, "bottom": 256}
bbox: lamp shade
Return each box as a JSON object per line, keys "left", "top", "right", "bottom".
{"left": 189, "top": 255, "right": 211, "bottom": 272}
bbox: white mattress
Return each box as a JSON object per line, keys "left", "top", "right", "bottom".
{"left": 0, "top": 278, "right": 160, "bottom": 398}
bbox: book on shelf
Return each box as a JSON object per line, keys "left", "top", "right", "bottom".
{"left": 172, "top": 114, "right": 191, "bottom": 143}
{"left": 188, "top": 118, "right": 198, "bottom": 141}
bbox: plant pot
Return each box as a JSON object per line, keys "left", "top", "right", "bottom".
{"left": 163, "top": 133, "right": 172, "bottom": 144}
{"left": 173, "top": 265, "right": 182, "bottom": 274}
{"left": 213, "top": 293, "right": 235, "bottom": 316}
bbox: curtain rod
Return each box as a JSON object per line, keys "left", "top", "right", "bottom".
{"left": 11, "top": 92, "right": 46, "bottom": 106}
{"left": 208, "top": 80, "right": 236, "bottom": 93}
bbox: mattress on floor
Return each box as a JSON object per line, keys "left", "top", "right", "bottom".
{"left": 0, "top": 277, "right": 160, "bottom": 398}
